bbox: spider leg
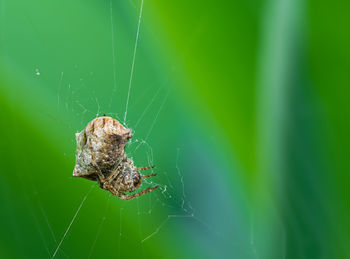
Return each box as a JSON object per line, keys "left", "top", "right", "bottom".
{"left": 96, "top": 172, "right": 106, "bottom": 189}
{"left": 142, "top": 173, "right": 157, "bottom": 178}
{"left": 105, "top": 170, "right": 120, "bottom": 183}
{"left": 100, "top": 170, "right": 122, "bottom": 191}
{"left": 102, "top": 162, "right": 123, "bottom": 187}
{"left": 117, "top": 185, "right": 159, "bottom": 200}
{"left": 136, "top": 165, "right": 154, "bottom": 171}
{"left": 107, "top": 184, "right": 122, "bottom": 195}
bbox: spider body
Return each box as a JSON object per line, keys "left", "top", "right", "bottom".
{"left": 73, "top": 116, "right": 158, "bottom": 200}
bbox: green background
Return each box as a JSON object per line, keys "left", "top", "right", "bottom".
{"left": 0, "top": 0, "right": 349, "bottom": 258}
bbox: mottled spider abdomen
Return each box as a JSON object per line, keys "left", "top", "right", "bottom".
{"left": 73, "top": 116, "right": 132, "bottom": 180}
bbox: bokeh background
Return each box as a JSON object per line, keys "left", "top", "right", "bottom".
{"left": 0, "top": 0, "right": 349, "bottom": 258}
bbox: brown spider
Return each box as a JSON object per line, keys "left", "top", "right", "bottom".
{"left": 72, "top": 116, "right": 158, "bottom": 200}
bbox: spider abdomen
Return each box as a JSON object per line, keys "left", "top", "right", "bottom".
{"left": 73, "top": 116, "right": 131, "bottom": 179}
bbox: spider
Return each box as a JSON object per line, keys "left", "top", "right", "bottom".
{"left": 72, "top": 116, "right": 158, "bottom": 200}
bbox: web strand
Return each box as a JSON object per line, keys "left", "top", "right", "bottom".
{"left": 124, "top": 0, "right": 144, "bottom": 124}
{"left": 134, "top": 88, "right": 170, "bottom": 152}
{"left": 133, "top": 86, "right": 162, "bottom": 129}
{"left": 88, "top": 195, "right": 111, "bottom": 259}
{"left": 141, "top": 214, "right": 192, "bottom": 243}
{"left": 51, "top": 186, "right": 93, "bottom": 259}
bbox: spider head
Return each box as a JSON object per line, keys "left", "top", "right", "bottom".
{"left": 133, "top": 174, "right": 142, "bottom": 189}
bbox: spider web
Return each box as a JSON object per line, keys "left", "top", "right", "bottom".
{"left": 0, "top": 1, "right": 252, "bottom": 258}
